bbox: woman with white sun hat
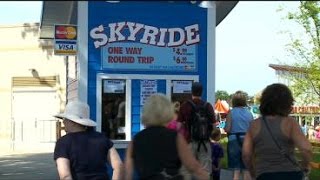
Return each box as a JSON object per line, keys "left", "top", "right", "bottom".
{"left": 53, "top": 100, "right": 123, "bottom": 180}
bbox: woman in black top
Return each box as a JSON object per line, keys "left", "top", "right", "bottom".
{"left": 54, "top": 101, "right": 123, "bottom": 180}
{"left": 124, "top": 93, "right": 209, "bottom": 180}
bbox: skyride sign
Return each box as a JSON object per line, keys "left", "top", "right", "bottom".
{"left": 54, "top": 25, "right": 77, "bottom": 56}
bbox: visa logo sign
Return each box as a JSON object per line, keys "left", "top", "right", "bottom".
{"left": 54, "top": 40, "right": 77, "bottom": 55}
{"left": 58, "top": 44, "right": 76, "bottom": 50}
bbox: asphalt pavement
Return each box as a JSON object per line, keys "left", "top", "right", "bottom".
{"left": 0, "top": 152, "right": 57, "bottom": 180}
{"left": 0, "top": 152, "right": 237, "bottom": 180}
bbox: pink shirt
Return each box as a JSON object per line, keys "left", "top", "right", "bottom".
{"left": 166, "top": 119, "right": 186, "bottom": 137}
{"left": 316, "top": 131, "right": 320, "bottom": 139}
{"left": 167, "top": 119, "right": 178, "bottom": 130}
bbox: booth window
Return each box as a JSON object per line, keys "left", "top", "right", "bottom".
{"left": 171, "top": 80, "right": 193, "bottom": 104}
{"left": 101, "top": 79, "right": 126, "bottom": 140}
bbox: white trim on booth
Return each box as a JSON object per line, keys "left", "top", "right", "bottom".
{"left": 207, "top": 3, "right": 216, "bottom": 105}
{"left": 96, "top": 74, "right": 133, "bottom": 142}
{"left": 77, "top": 1, "right": 88, "bottom": 103}
{"left": 96, "top": 74, "right": 198, "bottom": 148}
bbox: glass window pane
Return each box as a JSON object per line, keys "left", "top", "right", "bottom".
{"left": 171, "top": 80, "right": 193, "bottom": 104}
{"left": 101, "top": 79, "right": 126, "bottom": 140}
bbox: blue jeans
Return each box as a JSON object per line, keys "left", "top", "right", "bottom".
{"left": 227, "top": 136, "right": 246, "bottom": 170}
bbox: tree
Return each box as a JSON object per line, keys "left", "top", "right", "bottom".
{"left": 279, "top": 1, "right": 320, "bottom": 105}
{"left": 215, "top": 90, "right": 229, "bottom": 102}
{"left": 253, "top": 91, "right": 262, "bottom": 105}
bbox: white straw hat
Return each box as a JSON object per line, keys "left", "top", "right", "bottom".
{"left": 54, "top": 100, "right": 97, "bottom": 127}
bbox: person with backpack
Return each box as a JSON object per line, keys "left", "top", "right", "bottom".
{"left": 177, "top": 82, "right": 217, "bottom": 179}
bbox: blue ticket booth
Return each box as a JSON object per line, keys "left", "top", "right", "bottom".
{"left": 40, "top": 1, "right": 238, "bottom": 178}
{"left": 83, "top": 0, "right": 213, "bottom": 155}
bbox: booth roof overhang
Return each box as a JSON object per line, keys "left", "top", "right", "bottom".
{"left": 39, "top": 1, "right": 238, "bottom": 39}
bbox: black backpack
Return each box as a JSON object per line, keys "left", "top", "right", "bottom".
{"left": 187, "top": 100, "right": 212, "bottom": 143}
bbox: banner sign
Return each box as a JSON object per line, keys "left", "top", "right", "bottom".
{"left": 101, "top": 42, "right": 197, "bottom": 72}
{"left": 172, "top": 80, "right": 192, "bottom": 93}
{"left": 88, "top": 2, "right": 208, "bottom": 73}
{"left": 104, "top": 79, "right": 125, "bottom": 93}
{"left": 90, "top": 21, "right": 199, "bottom": 72}
{"left": 54, "top": 25, "right": 77, "bottom": 56}
{"left": 140, "top": 80, "right": 157, "bottom": 106}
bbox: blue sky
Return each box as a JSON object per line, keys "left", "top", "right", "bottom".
{"left": 216, "top": 1, "right": 302, "bottom": 95}
{"left": 0, "top": 1, "right": 42, "bottom": 24}
{"left": 0, "top": 1, "right": 303, "bottom": 96}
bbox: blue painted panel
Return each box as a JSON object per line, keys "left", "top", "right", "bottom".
{"left": 132, "top": 123, "right": 140, "bottom": 133}
{"left": 131, "top": 79, "right": 141, "bottom": 137}
{"left": 132, "top": 106, "right": 141, "bottom": 114}
{"left": 132, "top": 115, "right": 140, "bottom": 123}
{"left": 157, "top": 80, "right": 166, "bottom": 94}
{"left": 88, "top": 1, "right": 207, "bottom": 74}
{"left": 86, "top": 1, "right": 209, "bottom": 133}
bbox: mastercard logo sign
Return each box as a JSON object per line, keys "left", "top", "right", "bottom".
{"left": 55, "top": 25, "right": 77, "bottom": 40}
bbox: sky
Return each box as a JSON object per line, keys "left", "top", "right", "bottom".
{"left": 0, "top": 1, "right": 304, "bottom": 96}
{"left": 0, "top": 1, "right": 42, "bottom": 24}
{"left": 216, "top": 1, "right": 302, "bottom": 95}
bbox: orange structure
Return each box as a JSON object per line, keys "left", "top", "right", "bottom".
{"left": 215, "top": 99, "right": 229, "bottom": 114}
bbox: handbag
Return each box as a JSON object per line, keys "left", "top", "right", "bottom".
{"left": 261, "top": 116, "right": 309, "bottom": 180}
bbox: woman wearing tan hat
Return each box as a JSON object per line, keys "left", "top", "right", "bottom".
{"left": 53, "top": 100, "right": 123, "bottom": 180}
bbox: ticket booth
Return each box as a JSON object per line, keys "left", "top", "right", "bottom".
{"left": 74, "top": 3, "right": 219, "bottom": 162}
{"left": 78, "top": 1, "right": 218, "bottom": 152}
{"left": 39, "top": 0, "right": 241, "bottom": 171}
{"left": 39, "top": 0, "right": 238, "bottom": 178}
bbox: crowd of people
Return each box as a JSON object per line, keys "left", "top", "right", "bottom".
{"left": 53, "top": 82, "right": 313, "bottom": 180}
{"left": 306, "top": 123, "right": 320, "bottom": 141}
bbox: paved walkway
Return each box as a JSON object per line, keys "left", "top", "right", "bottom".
{"left": 0, "top": 152, "right": 237, "bottom": 180}
{"left": 0, "top": 152, "right": 58, "bottom": 180}
{"left": 220, "top": 169, "right": 243, "bottom": 180}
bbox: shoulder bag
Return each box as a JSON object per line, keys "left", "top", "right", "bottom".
{"left": 262, "top": 116, "right": 309, "bottom": 180}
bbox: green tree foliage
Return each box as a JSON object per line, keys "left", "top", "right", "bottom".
{"left": 281, "top": 1, "right": 320, "bottom": 105}
{"left": 215, "top": 90, "right": 229, "bottom": 102}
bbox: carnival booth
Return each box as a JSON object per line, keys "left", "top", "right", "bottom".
{"left": 215, "top": 99, "right": 229, "bottom": 114}
{"left": 215, "top": 99, "right": 229, "bottom": 130}
{"left": 40, "top": 1, "right": 238, "bottom": 177}
{"left": 86, "top": 1, "right": 215, "bottom": 148}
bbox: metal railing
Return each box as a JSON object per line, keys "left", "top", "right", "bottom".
{"left": 12, "top": 119, "right": 58, "bottom": 143}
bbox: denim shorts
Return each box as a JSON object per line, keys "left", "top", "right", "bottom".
{"left": 227, "top": 135, "right": 246, "bottom": 170}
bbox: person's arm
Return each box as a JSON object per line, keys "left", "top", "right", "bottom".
{"left": 176, "top": 133, "right": 210, "bottom": 179}
{"left": 107, "top": 147, "right": 124, "bottom": 180}
{"left": 224, "top": 113, "right": 231, "bottom": 133}
{"left": 56, "top": 158, "right": 73, "bottom": 180}
{"left": 290, "top": 118, "right": 312, "bottom": 170}
{"left": 242, "top": 124, "right": 255, "bottom": 178}
{"left": 177, "top": 103, "right": 189, "bottom": 139}
{"left": 177, "top": 102, "right": 186, "bottom": 123}
{"left": 124, "top": 141, "right": 134, "bottom": 180}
